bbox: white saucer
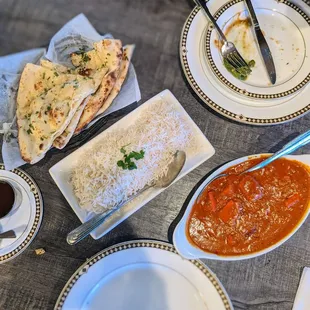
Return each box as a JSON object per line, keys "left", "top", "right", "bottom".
{"left": 0, "top": 164, "right": 43, "bottom": 263}
{"left": 55, "top": 240, "right": 233, "bottom": 310}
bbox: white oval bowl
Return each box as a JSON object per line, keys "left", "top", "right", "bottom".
{"left": 173, "top": 154, "right": 310, "bottom": 261}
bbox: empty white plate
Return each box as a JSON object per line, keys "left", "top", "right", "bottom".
{"left": 55, "top": 240, "right": 233, "bottom": 310}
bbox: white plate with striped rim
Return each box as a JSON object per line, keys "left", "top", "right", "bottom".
{"left": 205, "top": 0, "right": 310, "bottom": 100}
{"left": 55, "top": 240, "right": 233, "bottom": 310}
{"left": 180, "top": 0, "right": 310, "bottom": 125}
{"left": 0, "top": 165, "right": 43, "bottom": 264}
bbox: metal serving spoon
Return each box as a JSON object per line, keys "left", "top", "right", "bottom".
{"left": 0, "top": 230, "right": 16, "bottom": 239}
{"left": 198, "top": 130, "right": 310, "bottom": 199}
{"left": 67, "top": 151, "right": 187, "bottom": 245}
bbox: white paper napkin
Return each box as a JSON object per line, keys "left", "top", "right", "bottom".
{"left": 0, "top": 14, "right": 141, "bottom": 170}
{"left": 292, "top": 267, "right": 310, "bottom": 310}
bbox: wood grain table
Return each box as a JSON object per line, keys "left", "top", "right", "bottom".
{"left": 0, "top": 0, "right": 310, "bottom": 309}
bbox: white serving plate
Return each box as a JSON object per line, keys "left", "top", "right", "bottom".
{"left": 55, "top": 240, "right": 233, "bottom": 310}
{"left": 50, "top": 90, "right": 215, "bottom": 239}
{"left": 173, "top": 154, "right": 310, "bottom": 261}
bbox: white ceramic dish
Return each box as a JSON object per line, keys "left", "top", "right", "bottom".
{"left": 0, "top": 165, "right": 43, "bottom": 264}
{"left": 55, "top": 240, "right": 233, "bottom": 310}
{"left": 173, "top": 154, "right": 310, "bottom": 261}
{"left": 180, "top": 0, "right": 310, "bottom": 125}
{"left": 206, "top": 0, "right": 310, "bottom": 99}
{"left": 49, "top": 90, "right": 215, "bottom": 240}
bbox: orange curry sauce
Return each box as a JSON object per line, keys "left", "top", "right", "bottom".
{"left": 187, "top": 157, "right": 310, "bottom": 256}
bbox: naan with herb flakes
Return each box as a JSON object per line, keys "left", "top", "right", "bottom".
{"left": 71, "top": 39, "right": 123, "bottom": 133}
{"left": 40, "top": 59, "right": 111, "bottom": 149}
{"left": 40, "top": 59, "right": 72, "bottom": 74}
{"left": 16, "top": 63, "right": 104, "bottom": 163}
{"left": 52, "top": 99, "right": 87, "bottom": 149}
{"left": 96, "top": 45, "right": 135, "bottom": 117}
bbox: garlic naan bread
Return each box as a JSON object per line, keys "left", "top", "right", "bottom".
{"left": 40, "top": 59, "right": 71, "bottom": 74}
{"left": 96, "top": 45, "right": 135, "bottom": 117}
{"left": 40, "top": 58, "right": 111, "bottom": 149}
{"left": 16, "top": 63, "right": 104, "bottom": 163}
{"left": 71, "top": 39, "right": 123, "bottom": 134}
{"left": 52, "top": 99, "right": 87, "bottom": 149}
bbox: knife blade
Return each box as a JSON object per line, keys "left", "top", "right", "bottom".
{"left": 244, "top": 0, "right": 276, "bottom": 84}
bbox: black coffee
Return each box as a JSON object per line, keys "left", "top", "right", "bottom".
{"left": 0, "top": 182, "right": 15, "bottom": 218}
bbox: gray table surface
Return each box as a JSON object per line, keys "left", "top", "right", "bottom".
{"left": 0, "top": 0, "right": 310, "bottom": 309}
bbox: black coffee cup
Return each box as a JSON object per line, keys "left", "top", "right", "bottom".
{"left": 0, "top": 180, "right": 22, "bottom": 219}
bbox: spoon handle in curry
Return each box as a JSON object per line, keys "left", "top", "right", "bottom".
{"left": 246, "top": 130, "right": 310, "bottom": 174}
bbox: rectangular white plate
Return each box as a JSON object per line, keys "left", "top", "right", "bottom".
{"left": 49, "top": 89, "right": 215, "bottom": 239}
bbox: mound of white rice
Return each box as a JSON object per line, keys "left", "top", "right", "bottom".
{"left": 71, "top": 99, "right": 197, "bottom": 213}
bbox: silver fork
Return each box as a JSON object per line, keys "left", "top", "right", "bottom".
{"left": 196, "top": 0, "right": 251, "bottom": 72}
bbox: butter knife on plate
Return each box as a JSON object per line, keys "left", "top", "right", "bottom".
{"left": 245, "top": 0, "right": 277, "bottom": 84}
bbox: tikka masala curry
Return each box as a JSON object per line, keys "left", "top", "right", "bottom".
{"left": 187, "top": 157, "right": 310, "bottom": 255}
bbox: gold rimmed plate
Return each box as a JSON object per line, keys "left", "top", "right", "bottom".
{"left": 0, "top": 165, "right": 43, "bottom": 264}
{"left": 205, "top": 0, "right": 310, "bottom": 99}
{"left": 55, "top": 240, "right": 233, "bottom": 310}
{"left": 180, "top": 0, "right": 310, "bottom": 125}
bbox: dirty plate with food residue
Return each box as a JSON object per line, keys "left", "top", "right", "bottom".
{"left": 205, "top": 0, "right": 310, "bottom": 99}
{"left": 180, "top": 0, "right": 310, "bottom": 125}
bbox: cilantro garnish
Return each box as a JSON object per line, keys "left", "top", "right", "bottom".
{"left": 117, "top": 146, "right": 145, "bottom": 170}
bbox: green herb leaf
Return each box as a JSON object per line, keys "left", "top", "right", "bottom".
{"left": 117, "top": 160, "right": 126, "bottom": 168}
{"left": 128, "top": 162, "right": 137, "bottom": 170}
{"left": 54, "top": 71, "right": 59, "bottom": 77}
{"left": 82, "top": 53, "right": 91, "bottom": 62}
{"left": 117, "top": 147, "right": 145, "bottom": 170}
{"left": 131, "top": 150, "right": 145, "bottom": 160}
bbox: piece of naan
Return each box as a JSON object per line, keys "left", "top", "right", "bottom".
{"left": 16, "top": 63, "right": 104, "bottom": 163}
{"left": 71, "top": 39, "right": 123, "bottom": 134}
{"left": 41, "top": 59, "right": 85, "bottom": 149}
{"left": 52, "top": 99, "right": 87, "bottom": 149}
{"left": 95, "top": 45, "right": 135, "bottom": 117}
{"left": 40, "top": 59, "right": 71, "bottom": 74}
{"left": 40, "top": 59, "right": 110, "bottom": 149}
